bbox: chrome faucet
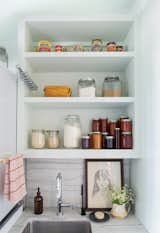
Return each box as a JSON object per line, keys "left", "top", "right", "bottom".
{"left": 56, "top": 172, "right": 71, "bottom": 215}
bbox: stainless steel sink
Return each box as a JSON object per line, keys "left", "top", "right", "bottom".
{"left": 22, "top": 220, "right": 92, "bottom": 233}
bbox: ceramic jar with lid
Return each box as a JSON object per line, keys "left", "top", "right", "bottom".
{"left": 64, "top": 115, "right": 82, "bottom": 148}
{"left": 78, "top": 78, "right": 96, "bottom": 97}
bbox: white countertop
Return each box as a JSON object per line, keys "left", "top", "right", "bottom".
{"left": 8, "top": 208, "right": 147, "bottom": 233}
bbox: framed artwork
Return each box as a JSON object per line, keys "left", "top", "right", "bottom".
{"left": 85, "top": 159, "right": 124, "bottom": 210}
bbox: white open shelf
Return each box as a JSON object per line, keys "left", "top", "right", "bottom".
{"left": 24, "top": 52, "right": 135, "bottom": 72}
{"left": 24, "top": 149, "right": 138, "bottom": 159}
{"left": 24, "top": 97, "right": 135, "bottom": 108}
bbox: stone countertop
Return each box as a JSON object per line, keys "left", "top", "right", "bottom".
{"left": 9, "top": 208, "right": 147, "bottom": 233}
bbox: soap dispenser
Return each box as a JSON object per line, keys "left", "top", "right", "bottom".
{"left": 34, "top": 187, "right": 43, "bottom": 214}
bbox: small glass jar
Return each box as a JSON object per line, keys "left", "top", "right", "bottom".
{"left": 102, "top": 132, "right": 109, "bottom": 149}
{"left": 103, "top": 77, "right": 122, "bottom": 97}
{"left": 64, "top": 115, "right": 82, "bottom": 148}
{"left": 120, "top": 119, "right": 132, "bottom": 132}
{"left": 106, "top": 42, "right": 117, "bottom": 52}
{"left": 92, "top": 132, "right": 102, "bottom": 149}
{"left": 99, "top": 118, "right": 108, "bottom": 133}
{"left": 46, "top": 130, "right": 60, "bottom": 149}
{"left": 92, "top": 119, "right": 100, "bottom": 132}
{"left": 31, "top": 129, "right": 45, "bottom": 149}
{"left": 109, "top": 120, "right": 117, "bottom": 136}
{"left": 81, "top": 136, "right": 90, "bottom": 149}
{"left": 114, "top": 128, "right": 120, "bottom": 149}
{"left": 105, "top": 136, "right": 114, "bottom": 149}
{"left": 0, "top": 47, "right": 8, "bottom": 68}
{"left": 78, "top": 78, "right": 96, "bottom": 97}
{"left": 121, "top": 132, "right": 133, "bottom": 149}
{"left": 91, "top": 39, "right": 103, "bottom": 52}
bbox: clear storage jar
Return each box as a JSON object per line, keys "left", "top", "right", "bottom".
{"left": 31, "top": 129, "right": 45, "bottom": 149}
{"left": 103, "top": 77, "right": 122, "bottom": 97}
{"left": 78, "top": 78, "right": 96, "bottom": 97}
{"left": 64, "top": 115, "right": 82, "bottom": 148}
{"left": 46, "top": 130, "right": 60, "bottom": 149}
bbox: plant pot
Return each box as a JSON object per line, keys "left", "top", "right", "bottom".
{"left": 111, "top": 203, "right": 130, "bottom": 219}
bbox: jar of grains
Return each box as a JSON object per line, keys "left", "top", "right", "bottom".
{"left": 31, "top": 129, "right": 45, "bottom": 149}
{"left": 64, "top": 115, "right": 82, "bottom": 148}
{"left": 103, "top": 77, "right": 122, "bottom": 97}
{"left": 78, "top": 78, "right": 96, "bottom": 97}
{"left": 46, "top": 130, "right": 60, "bottom": 149}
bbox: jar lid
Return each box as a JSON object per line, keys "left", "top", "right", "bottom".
{"left": 110, "top": 119, "right": 117, "bottom": 123}
{"left": 82, "top": 136, "right": 90, "bottom": 139}
{"left": 104, "top": 76, "right": 120, "bottom": 82}
{"left": 102, "top": 132, "right": 109, "bottom": 135}
{"left": 79, "top": 78, "right": 95, "bottom": 84}
{"left": 116, "top": 45, "right": 124, "bottom": 48}
{"left": 121, "top": 119, "right": 132, "bottom": 122}
{"left": 65, "top": 114, "right": 80, "bottom": 119}
{"left": 32, "top": 129, "right": 45, "bottom": 132}
{"left": 115, "top": 128, "right": 120, "bottom": 131}
{"left": 46, "top": 130, "right": 59, "bottom": 133}
{"left": 92, "top": 38, "right": 102, "bottom": 43}
{"left": 107, "top": 42, "right": 116, "bottom": 46}
{"left": 106, "top": 135, "right": 114, "bottom": 139}
{"left": 92, "top": 131, "right": 101, "bottom": 134}
{"left": 122, "top": 132, "right": 132, "bottom": 135}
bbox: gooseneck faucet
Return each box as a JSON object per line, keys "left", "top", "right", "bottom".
{"left": 56, "top": 172, "right": 71, "bottom": 216}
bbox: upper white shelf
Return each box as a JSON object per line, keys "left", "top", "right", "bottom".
{"left": 24, "top": 52, "right": 135, "bottom": 72}
{"left": 24, "top": 97, "right": 134, "bottom": 108}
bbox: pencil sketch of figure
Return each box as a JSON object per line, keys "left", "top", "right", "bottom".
{"left": 92, "top": 169, "right": 112, "bottom": 197}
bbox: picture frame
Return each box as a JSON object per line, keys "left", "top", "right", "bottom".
{"left": 85, "top": 159, "right": 124, "bottom": 211}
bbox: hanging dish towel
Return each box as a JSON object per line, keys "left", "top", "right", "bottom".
{"left": 3, "top": 154, "right": 27, "bottom": 203}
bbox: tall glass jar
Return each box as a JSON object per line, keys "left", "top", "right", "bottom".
{"left": 78, "top": 78, "right": 96, "bottom": 97}
{"left": 103, "top": 76, "right": 122, "bottom": 97}
{"left": 64, "top": 115, "right": 82, "bottom": 148}
{"left": 46, "top": 130, "right": 60, "bottom": 149}
{"left": 31, "top": 129, "right": 45, "bottom": 149}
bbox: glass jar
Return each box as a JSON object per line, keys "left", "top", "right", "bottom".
{"left": 81, "top": 136, "right": 90, "bottom": 149}
{"left": 120, "top": 119, "right": 132, "bottom": 132}
{"left": 78, "top": 78, "right": 96, "bottom": 97}
{"left": 64, "top": 115, "right": 82, "bottom": 148}
{"left": 46, "top": 130, "right": 60, "bottom": 149}
{"left": 92, "top": 132, "right": 102, "bottom": 149}
{"left": 91, "top": 39, "right": 103, "bottom": 52}
{"left": 31, "top": 129, "right": 45, "bottom": 149}
{"left": 105, "top": 136, "right": 114, "bottom": 149}
{"left": 103, "top": 77, "right": 122, "bottom": 97}
{"left": 92, "top": 119, "right": 100, "bottom": 132}
{"left": 109, "top": 120, "right": 117, "bottom": 136}
{"left": 0, "top": 47, "right": 8, "bottom": 68}
{"left": 114, "top": 128, "right": 120, "bottom": 149}
{"left": 102, "top": 132, "right": 109, "bottom": 149}
{"left": 99, "top": 118, "right": 108, "bottom": 133}
{"left": 121, "top": 132, "right": 133, "bottom": 149}
{"left": 106, "top": 42, "right": 117, "bottom": 52}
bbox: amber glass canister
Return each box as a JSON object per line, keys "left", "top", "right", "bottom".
{"left": 92, "top": 119, "right": 100, "bottom": 132}
{"left": 92, "top": 132, "right": 102, "bottom": 149}
{"left": 120, "top": 119, "right": 132, "bottom": 132}
{"left": 121, "top": 132, "right": 133, "bottom": 149}
{"left": 109, "top": 120, "right": 117, "bottom": 136}
{"left": 99, "top": 118, "right": 108, "bottom": 133}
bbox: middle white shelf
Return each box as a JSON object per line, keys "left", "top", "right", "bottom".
{"left": 24, "top": 97, "right": 135, "bottom": 108}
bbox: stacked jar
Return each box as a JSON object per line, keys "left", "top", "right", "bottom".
{"left": 120, "top": 117, "right": 133, "bottom": 149}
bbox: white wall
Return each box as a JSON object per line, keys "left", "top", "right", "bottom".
{"left": 131, "top": 1, "right": 160, "bottom": 233}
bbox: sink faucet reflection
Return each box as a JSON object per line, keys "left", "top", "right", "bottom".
{"left": 56, "top": 172, "right": 71, "bottom": 216}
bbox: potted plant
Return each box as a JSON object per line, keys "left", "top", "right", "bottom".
{"left": 110, "top": 185, "right": 135, "bottom": 219}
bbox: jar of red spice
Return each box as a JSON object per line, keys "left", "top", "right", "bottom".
{"left": 120, "top": 119, "right": 132, "bottom": 132}
{"left": 92, "top": 132, "right": 102, "bottom": 149}
{"left": 92, "top": 119, "right": 100, "bottom": 132}
{"left": 109, "top": 120, "right": 117, "bottom": 136}
{"left": 121, "top": 132, "right": 133, "bottom": 149}
{"left": 99, "top": 118, "right": 108, "bottom": 133}
{"left": 55, "top": 45, "right": 63, "bottom": 52}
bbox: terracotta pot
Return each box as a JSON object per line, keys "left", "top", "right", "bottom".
{"left": 111, "top": 203, "right": 130, "bottom": 219}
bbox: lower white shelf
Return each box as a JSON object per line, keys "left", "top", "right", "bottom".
{"left": 23, "top": 149, "right": 139, "bottom": 159}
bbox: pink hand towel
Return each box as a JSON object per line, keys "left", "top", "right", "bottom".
{"left": 4, "top": 154, "right": 27, "bottom": 204}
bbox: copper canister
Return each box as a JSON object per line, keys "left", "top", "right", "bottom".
{"left": 120, "top": 119, "right": 132, "bottom": 132}
{"left": 92, "top": 132, "right": 102, "bottom": 149}
{"left": 99, "top": 118, "right": 108, "bottom": 133}
{"left": 92, "top": 119, "right": 100, "bottom": 132}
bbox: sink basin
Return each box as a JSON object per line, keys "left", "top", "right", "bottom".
{"left": 22, "top": 220, "right": 92, "bottom": 233}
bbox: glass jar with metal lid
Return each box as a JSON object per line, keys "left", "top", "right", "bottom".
{"left": 31, "top": 129, "right": 45, "bottom": 149}
{"left": 78, "top": 78, "right": 96, "bottom": 97}
{"left": 64, "top": 115, "right": 82, "bottom": 148}
{"left": 91, "top": 38, "right": 103, "bottom": 52}
{"left": 46, "top": 130, "right": 60, "bottom": 149}
{"left": 102, "top": 76, "right": 122, "bottom": 97}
